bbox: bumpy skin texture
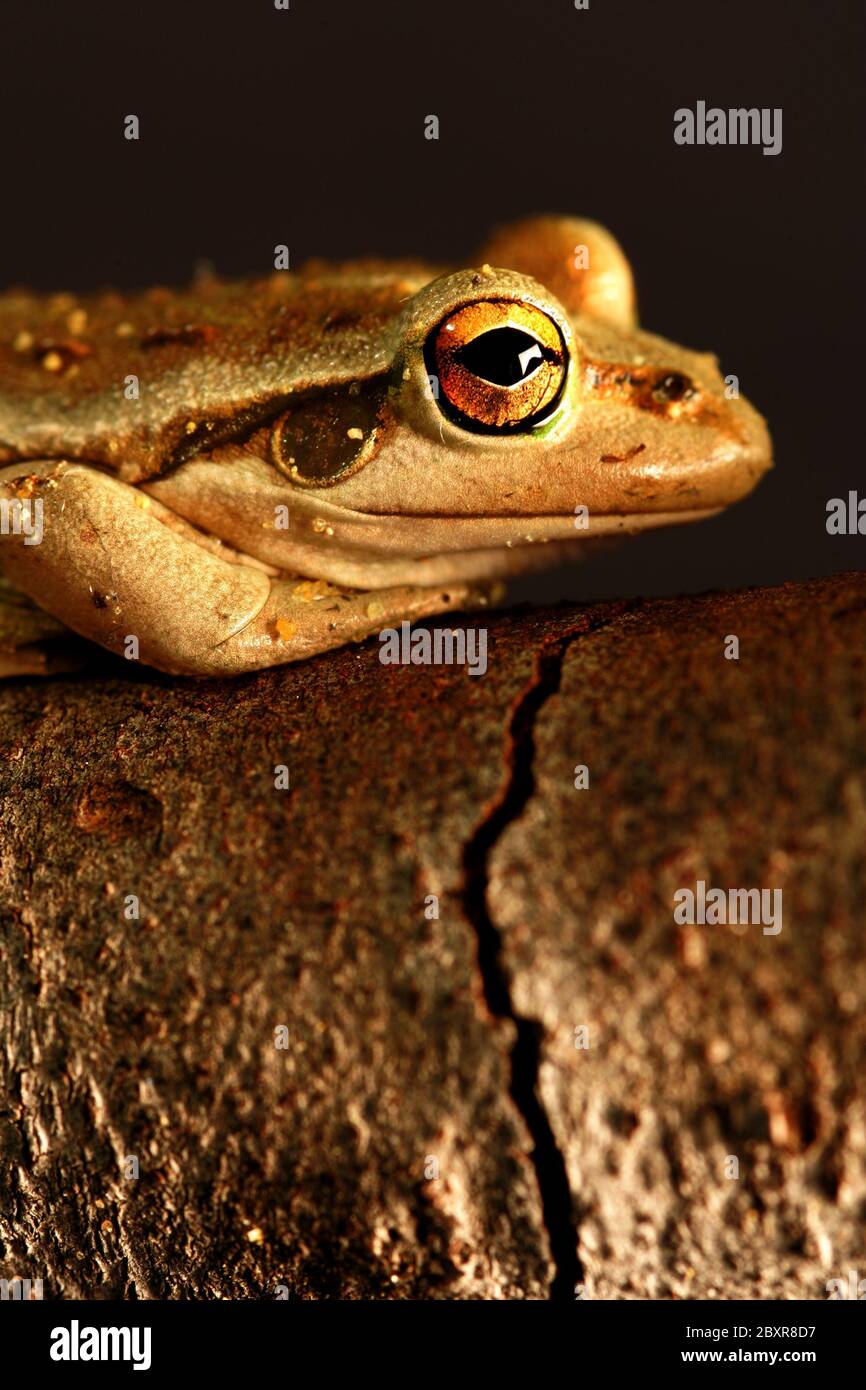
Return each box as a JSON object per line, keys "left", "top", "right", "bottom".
{"left": 0, "top": 266, "right": 427, "bottom": 479}
{"left": 0, "top": 217, "right": 772, "bottom": 675}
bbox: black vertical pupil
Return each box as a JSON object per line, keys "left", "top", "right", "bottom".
{"left": 457, "top": 327, "right": 547, "bottom": 386}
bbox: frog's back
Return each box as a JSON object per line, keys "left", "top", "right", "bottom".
{"left": 0, "top": 260, "right": 439, "bottom": 481}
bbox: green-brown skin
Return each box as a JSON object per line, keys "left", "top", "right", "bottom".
{"left": 0, "top": 216, "right": 771, "bottom": 676}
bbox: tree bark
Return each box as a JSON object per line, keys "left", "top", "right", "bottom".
{"left": 1, "top": 570, "right": 864, "bottom": 1300}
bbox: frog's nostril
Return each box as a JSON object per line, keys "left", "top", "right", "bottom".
{"left": 652, "top": 372, "right": 694, "bottom": 405}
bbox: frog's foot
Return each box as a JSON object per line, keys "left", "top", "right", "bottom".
{"left": 0, "top": 462, "right": 493, "bottom": 677}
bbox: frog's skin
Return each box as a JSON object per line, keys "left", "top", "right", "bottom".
{"left": 0, "top": 216, "right": 771, "bottom": 677}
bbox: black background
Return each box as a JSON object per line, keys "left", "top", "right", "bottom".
{"left": 0, "top": 0, "right": 862, "bottom": 600}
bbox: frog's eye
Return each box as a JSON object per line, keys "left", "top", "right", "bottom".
{"left": 425, "top": 300, "right": 567, "bottom": 432}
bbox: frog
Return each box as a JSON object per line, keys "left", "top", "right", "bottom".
{"left": 0, "top": 215, "right": 772, "bottom": 677}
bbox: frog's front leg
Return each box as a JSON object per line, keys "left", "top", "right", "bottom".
{"left": 0, "top": 463, "right": 484, "bottom": 676}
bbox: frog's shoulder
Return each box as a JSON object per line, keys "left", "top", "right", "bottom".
{"left": 0, "top": 260, "right": 441, "bottom": 480}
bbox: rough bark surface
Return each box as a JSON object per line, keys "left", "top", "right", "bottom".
{"left": 1, "top": 571, "right": 864, "bottom": 1301}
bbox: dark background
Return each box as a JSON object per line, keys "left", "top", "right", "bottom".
{"left": 0, "top": 0, "right": 862, "bottom": 600}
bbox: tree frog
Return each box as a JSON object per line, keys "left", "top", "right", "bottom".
{"left": 0, "top": 216, "right": 771, "bottom": 677}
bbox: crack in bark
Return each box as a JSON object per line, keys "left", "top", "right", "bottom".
{"left": 460, "top": 604, "right": 636, "bottom": 1300}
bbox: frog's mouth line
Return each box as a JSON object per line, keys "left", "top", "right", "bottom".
{"left": 259, "top": 504, "right": 726, "bottom": 591}
{"left": 241, "top": 501, "right": 727, "bottom": 590}
{"left": 265, "top": 505, "right": 733, "bottom": 592}
{"left": 286, "top": 499, "right": 724, "bottom": 556}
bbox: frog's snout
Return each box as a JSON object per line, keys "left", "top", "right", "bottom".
{"left": 714, "top": 384, "right": 774, "bottom": 501}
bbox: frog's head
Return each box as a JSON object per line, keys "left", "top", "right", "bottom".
{"left": 147, "top": 217, "right": 772, "bottom": 591}
{"left": 255, "top": 217, "right": 772, "bottom": 589}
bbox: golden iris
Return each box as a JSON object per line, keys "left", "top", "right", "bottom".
{"left": 426, "top": 300, "right": 567, "bottom": 432}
